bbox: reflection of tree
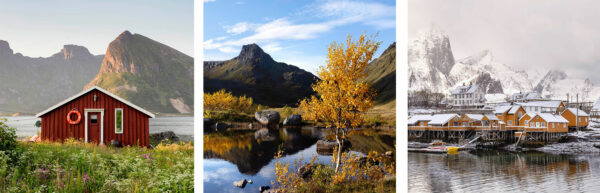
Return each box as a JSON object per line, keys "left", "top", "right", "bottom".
{"left": 203, "top": 128, "right": 319, "bottom": 175}
{"left": 346, "top": 129, "right": 395, "bottom": 155}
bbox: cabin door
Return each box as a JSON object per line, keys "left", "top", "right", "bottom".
{"left": 88, "top": 112, "right": 101, "bottom": 144}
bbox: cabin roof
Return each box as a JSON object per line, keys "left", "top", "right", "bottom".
{"left": 494, "top": 105, "right": 512, "bottom": 114}
{"left": 519, "top": 113, "right": 535, "bottom": 121}
{"left": 465, "top": 114, "right": 484, "bottom": 121}
{"left": 36, "top": 86, "right": 155, "bottom": 118}
{"left": 563, "top": 108, "right": 589, "bottom": 117}
{"left": 484, "top": 114, "right": 499, "bottom": 121}
{"left": 508, "top": 105, "right": 522, "bottom": 114}
{"left": 516, "top": 100, "right": 563, "bottom": 108}
{"left": 407, "top": 115, "right": 433, "bottom": 125}
{"left": 536, "top": 113, "right": 569, "bottom": 123}
{"left": 428, "top": 114, "right": 459, "bottom": 125}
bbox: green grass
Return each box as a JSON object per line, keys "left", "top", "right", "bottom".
{"left": 204, "top": 110, "right": 255, "bottom": 123}
{"left": 0, "top": 141, "right": 193, "bottom": 192}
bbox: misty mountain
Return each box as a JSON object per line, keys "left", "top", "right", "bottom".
{"left": 0, "top": 41, "right": 103, "bottom": 113}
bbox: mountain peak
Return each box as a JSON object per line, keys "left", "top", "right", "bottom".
{"left": 239, "top": 43, "right": 265, "bottom": 57}
{"left": 116, "top": 30, "right": 134, "bottom": 40}
{"left": 0, "top": 40, "right": 14, "bottom": 57}
{"left": 416, "top": 25, "right": 449, "bottom": 41}
{"left": 236, "top": 43, "right": 274, "bottom": 63}
{"left": 54, "top": 44, "right": 92, "bottom": 59}
{"left": 458, "top": 49, "right": 494, "bottom": 65}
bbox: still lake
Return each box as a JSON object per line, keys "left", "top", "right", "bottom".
{"left": 203, "top": 127, "right": 395, "bottom": 193}
{"left": 408, "top": 150, "right": 600, "bottom": 193}
{"left": 1, "top": 116, "right": 194, "bottom": 140}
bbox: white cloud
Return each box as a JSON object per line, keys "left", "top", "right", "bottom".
{"left": 235, "top": 1, "right": 244, "bottom": 5}
{"left": 224, "top": 22, "right": 251, "bottom": 35}
{"left": 262, "top": 42, "right": 282, "bottom": 53}
{"left": 206, "top": 0, "right": 395, "bottom": 56}
{"left": 218, "top": 46, "right": 238, "bottom": 53}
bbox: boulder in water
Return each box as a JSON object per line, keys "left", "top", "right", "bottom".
{"left": 214, "top": 122, "right": 228, "bottom": 131}
{"left": 255, "top": 110, "right": 280, "bottom": 126}
{"left": 259, "top": 186, "right": 271, "bottom": 193}
{"left": 254, "top": 128, "right": 277, "bottom": 141}
{"left": 316, "top": 139, "right": 350, "bottom": 155}
{"left": 283, "top": 114, "right": 302, "bottom": 126}
{"left": 233, "top": 179, "right": 247, "bottom": 188}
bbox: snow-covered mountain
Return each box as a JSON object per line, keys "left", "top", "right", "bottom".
{"left": 408, "top": 27, "right": 455, "bottom": 93}
{"left": 408, "top": 28, "right": 532, "bottom": 95}
{"left": 408, "top": 26, "right": 600, "bottom": 102}
{"left": 534, "top": 70, "right": 600, "bottom": 101}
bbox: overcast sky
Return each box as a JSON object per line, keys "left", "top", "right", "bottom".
{"left": 409, "top": 0, "right": 600, "bottom": 84}
{"left": 0, "top": 0, "right": 192, "bottom": 57}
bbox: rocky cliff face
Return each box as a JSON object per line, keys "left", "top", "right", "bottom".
{"left": 204, "top": 44, "right": 318, "bottom": 107}
{"left": 408, "top": 27, "right": 455, "bottom": 93}
{"left": 86, "top": 31, "right": 194, "bottom": 114}
{"left": 408, "top": 27, "right": 533, "bottom": 96}
{"left": 0, "top": 41, "right": 103, "bottom": 113}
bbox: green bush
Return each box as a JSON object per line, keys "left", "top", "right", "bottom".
{"left": 0, "top": 118, "right": 17, "bottom": 151}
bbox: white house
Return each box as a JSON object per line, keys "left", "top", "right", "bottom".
{"left": 451, "top": 84, "right": 486, "bottom": 109}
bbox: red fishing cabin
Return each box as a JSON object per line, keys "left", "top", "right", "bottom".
{"left": 36, "top": 86, "right": 155, "bottom": 147}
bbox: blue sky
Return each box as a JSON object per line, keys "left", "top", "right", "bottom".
{"left": 204, "top": 0, "right": 396, "bottom": 75}
{"left": 0, "top": 0, "right": 193, "bottom": 57}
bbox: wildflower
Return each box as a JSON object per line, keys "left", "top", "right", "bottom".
{"left": 141, "top": 153, "right": 153, "bottom": 160}
{"left": 83, "top": 173, "right": 89, "bottom": 183}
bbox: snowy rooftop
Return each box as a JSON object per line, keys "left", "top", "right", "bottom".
{"left": 407, "top": 114, "right": 433, "bottom": 125}
{"left": 484, "top": 114, "right": 499, "bottom": 121}
{"left": 428, "top": 114, "right": 459, "bottom": 125}
{"left": 511, "top": 92, "right": 542, "bottom": 100}
{"left": 516, "top": 100, "right": 563, "bottom": 108}
{"left": 519, "top": 113, "right": 536, "bottom": 121}
{"left": 537, "top": 113, "right": 569, "bottom": 123}
{"left": 564, "top": 108, "right": 589, "bottom": 117}
{"left": 508, "top": 105, "right": 522, "bottom": 114}
{"left": 465, "top": 114, "right": 484, "bottom": 121}
{"left": 452, "top": 85, "right": 480, "bottom": 94}
{"left": 494, "top": 105, "right": 512, "bottom": 114}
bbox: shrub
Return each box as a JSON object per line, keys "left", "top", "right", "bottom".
{"left": 204, "top": 89, "right": 255, "bottom": 114}
{"left": 0, "top": 118, "right": 17, "bottom": 151}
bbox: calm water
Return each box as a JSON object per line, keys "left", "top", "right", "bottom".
{"left": 204, "top": 127, "right": 395, "bottom": 193}
{"left": 408, "top": 150, "right": 600, "bottom": 193}
{"left": 1, "top": 116, "right": 193, "bottom": 140}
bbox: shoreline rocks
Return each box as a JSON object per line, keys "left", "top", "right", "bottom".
{"left": 283, "top": 114, "right": 302, "bottom": 126}
{"left": 150, "top": 131, "right": 179, "bottom": 143}
{"left": 233, "top": 179, "right": 247, "bottom": 188}
{"left": 255, "top": 110, "right": 280, "bottom": 126}
{"left": 316, "top": 139, "right": 351, "bottom": 155}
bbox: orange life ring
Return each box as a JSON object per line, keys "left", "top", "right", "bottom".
{"left": 67, "top": 110, "right": 81, "bottom": 124}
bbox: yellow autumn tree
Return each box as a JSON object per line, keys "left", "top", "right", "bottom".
{"left": 299, "top": 33, "right": 380, "bottom": 172}
{"left": 204, "top": 89, "right": 254, "bottom": 113}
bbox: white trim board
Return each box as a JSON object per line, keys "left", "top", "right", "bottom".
{"left": 84, "top": 109, "right": 104, "bottom": 144}
{"left": 35, "top": 86, "right": 155, "bottom": 118}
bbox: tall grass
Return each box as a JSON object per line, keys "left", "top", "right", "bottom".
{"left": 0, "top": 140, "right": 193, "bottom": 192}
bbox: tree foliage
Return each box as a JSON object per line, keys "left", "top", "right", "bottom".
{"left": 299, "top": 34, "right": 380, "bottom": 129}
{"left": 204, "top": 89, "right": 255, "bottom": 114}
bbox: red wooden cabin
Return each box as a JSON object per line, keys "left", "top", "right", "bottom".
{"left": 36, "top": 86, "right": 155, "bottom": 147}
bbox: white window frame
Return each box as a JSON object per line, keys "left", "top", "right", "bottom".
{"left": 536, "top": 122, "right": 540, "bottom": 128}
{"left": 530, "top": 122, "right": 534, "bottom": 127}
{"left": 541, "top": 122, "right": 546, "bottom": 127}
{"left": 115, "top": 108, "right": 124, "bottom": 134}
{"left": 508, "top": 120, "right": 512, "bottom": 126}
